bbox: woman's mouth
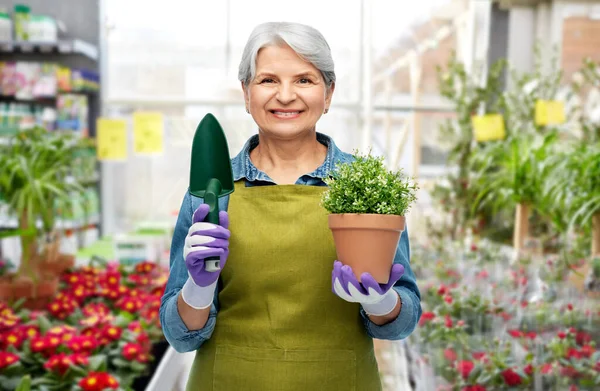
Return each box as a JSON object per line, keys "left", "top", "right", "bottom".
{"left": 270, "top": 110, "right": 302, "bottom": 119}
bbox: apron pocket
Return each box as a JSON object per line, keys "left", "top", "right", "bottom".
{"left": 213, "top": 345, "right": 356, "bottom": 391}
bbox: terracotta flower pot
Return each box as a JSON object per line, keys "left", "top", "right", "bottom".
{"left": 40, "top": 253, "right": 76, "bottom": 277}
{"left": 0, "top": 275, "right": 59, "bottom": 310}
{"left": 328, "top": 213, "right": 405, "bottom": 284}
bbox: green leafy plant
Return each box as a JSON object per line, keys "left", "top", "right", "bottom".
{"left": 470, "top": 132, "right": 558, "bottom": 216}
{"left": 0, "top": 127, "right": 85, "bottom": 281}
{"left": 321, "top": 151, "right": 418, "bottom": 215}
{"left": 432, "top": 54, "right": 507, "bottom": 239}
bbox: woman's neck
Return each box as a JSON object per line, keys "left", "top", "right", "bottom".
{"left": 249, "top": 131, "right": 328, "bottom": 184}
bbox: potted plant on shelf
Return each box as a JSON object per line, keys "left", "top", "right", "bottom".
{"left": 0, "top": 127, "right": 85, "bottom": 308}
{"left": 321, "top": 151, "right": 418, "bottom": 284}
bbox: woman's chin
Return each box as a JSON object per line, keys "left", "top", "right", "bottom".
{"left": 261, "top": 124, "right": 316, "bottom": 138}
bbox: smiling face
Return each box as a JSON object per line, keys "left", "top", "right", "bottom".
{"left": 242, "top": 44, "right": 334, "bottom": 139}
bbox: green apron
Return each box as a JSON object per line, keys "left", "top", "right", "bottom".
{"left": 186, "top": 181, "right": 382, "bottom": 391}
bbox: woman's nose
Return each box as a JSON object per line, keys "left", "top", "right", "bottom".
{"left": 276, "top": 83, "right": 297, "bottom": 104}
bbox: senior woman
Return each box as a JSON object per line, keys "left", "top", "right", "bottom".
{"left": 159, "top": 22, "right": 422, "bottom": 390}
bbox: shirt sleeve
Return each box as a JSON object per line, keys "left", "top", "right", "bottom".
{"left": 159, "top": 191, "right": 219, "bottom": 353}
{"left": 359, "top": 227, "right": 422, "bottom": 340}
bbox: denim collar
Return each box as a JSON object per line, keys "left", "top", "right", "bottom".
{"left": 231, "top": 132, "right": 350, "bottom": 182}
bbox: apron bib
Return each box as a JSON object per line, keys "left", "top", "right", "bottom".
{"left": 186, "top": 181, "right": 381, "bottom": 391}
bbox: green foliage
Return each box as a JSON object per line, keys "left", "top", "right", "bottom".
{"left": 571, "top": 57, "right": 600, "bottom": 143}
{"left": 321, "top": 151, "right": 418, "bottom": 215}
{"left": 0, "top": 127, "right": 87, "bottom": 276}
{"left": 470, "top": 132, "right": 559, "bottom": 215}
{"left": 432, "top": 53, "right": 507, "bottom": 239}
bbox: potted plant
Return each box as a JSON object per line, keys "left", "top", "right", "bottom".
{"left": 0, "top": 127, "right": 84, "bottom": 308}
{"left": 321, "top": 151, "right": 418, "bottom": 284}
{"left": 469, "top": 132, "right": 558, "bottom": 255}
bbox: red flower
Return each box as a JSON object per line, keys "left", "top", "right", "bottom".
{"left": 44, "top": 353, "right": 73, "bottom": 376}
{"left": 525, "top": 331, "right": 537, "bottom": 340}
{"left": 501, "top": 369, "right": 522, "bottom": 386}
{"left": 444, "top": 348, "right": 457, "bottom": 362}
{"left": 472, "top": 352, "right": 487, "bottom": 363}
{"left": 104, "top": 271, "right": 121, "bottom": 287}
{"left": 79, "top": 372, "right": 119, "bottom": 391}
{"left": 135, "top": 261, "right": 157, "bottom": 274}
{"left": 1, "top": 330, "right": 24, "bottom": 349}
{"left": 567, "top": 303, "right": 573, "bottom": 311}
{"left": 67, "top": 335, "right": 97, "bottom": 354}
{"left": 557, "top": 331, "right": 567, "bottom": 339}
{"left": 457, "top": 360, "right": 474, "bottom": 379}
{"left": 444, "top": 316, "right": 453, "bottom": 328}
{"left": 128, "top": 321, "right": 143, "bottom": 334}
{"left": 575, "top": 331, "right": 591, "bottom": 346}
{"left": 444, "top": 295, "right": 453, "bottom": 304}
{"left": 0, "top": 352, "right": 19, "bottom": 369}
{"left": 30, "top": 335, "right": 61, "bottom": 357}
{"left": 136, "top": 331, "right": 150, "bottom": 348}
{"left": 498, "top": 312, "right": 512, "bottom": 321}
{"left": 579, "top": 344, "right": 594, "bottom": 358}
{"left": 122, "top": 342, "right": 146, "bottom": 362}
{"left": 70, "top": 353, "right": 89, "bottom": 366}
{"left": 508, "top": 330, "right": 523, "bottom": 338}
{"left": 566, "top": 348, "right": 583, "bottom": 360}
{"left": 569, "top": 385, "right": 578, "bottom": 391}
{"left": 462, "top": 386, "right": 486, "bottom": 391}
{"left": 116, "top": 297, "right": 143, "bottom": 313}
{"left": 524, "top": 364, "right": 534, "bottom": 376}
{"left": 102, "top": 325, "right": 122, "bottom": 341}
{"left": 540, "top": 363, "right": 553, "bottom": 374}
{"left": 560, "top": 365, "right": 581, "bottom": 378}
{"left": 437, "top": 285, "right": 448, "bottom": 296}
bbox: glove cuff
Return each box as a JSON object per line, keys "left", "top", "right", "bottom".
{"left": 181, "top": 277, "right": 217, "bottom": 310}
{"left": 362, "top": 289, "right": 399, "bottom": 316}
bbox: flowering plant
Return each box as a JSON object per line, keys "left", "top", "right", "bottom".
{"left": 321, "top": 151, "right": 418, "bottom": 215}
{"left": 0, "top": 260, "right": 168, "bottom": 391}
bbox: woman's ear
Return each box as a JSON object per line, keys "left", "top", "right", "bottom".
{"left": 325, "top": 82, "right": 335, "bottom": 110}
{"left": 242, "top": 81, "right": 250, "bottom": 112}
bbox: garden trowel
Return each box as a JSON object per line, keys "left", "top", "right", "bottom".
{"left": 189, "top": 113, "right": 234, "bottom": 272}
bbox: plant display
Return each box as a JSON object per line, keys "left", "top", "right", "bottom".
{"left": 403, "top": 243, "right": 600, "bottom": 391}
{"left": 0, "top": 127, "right": 89, "bottom": 306}
{"left": 0, "top": 260, "right": 167, "bottom": 391}
{"left": 321, "top": 151, "right": 418, "bottom": 216}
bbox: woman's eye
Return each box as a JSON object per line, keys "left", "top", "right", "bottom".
{"left": 260, "top": 78, "right": 275, "bottom": 84}
{"left": 299, "top": 78, "right": 311, "bottom": 84}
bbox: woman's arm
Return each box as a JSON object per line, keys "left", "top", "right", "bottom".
{"left": 159, "top": 191, "right": 219, "bottom": 353}
{"left": 360, "top": 227, "right": 422, "bottom": 340}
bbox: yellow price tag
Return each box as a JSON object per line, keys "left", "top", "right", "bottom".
{"left": 472, "top": 114, "right": 506, "bottom": 142}
{"left": 96, "top": 118, "right": 127, "bottom": 160}
{"left": 133, "top": 112, "right": 164, "bottom": 154}
{"left": 535, "top": 100, "right": 565, "bottom": 126}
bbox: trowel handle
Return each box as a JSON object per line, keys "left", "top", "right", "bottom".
{"left": 204, "top": 178, "right": 222, "bottom": 273}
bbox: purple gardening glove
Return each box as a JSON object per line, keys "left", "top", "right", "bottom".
{"left": 332, "top": 261, "right": 405, "bottom": 316}
{"left": 180, "top": 204, "right": 230, "bottom": 310}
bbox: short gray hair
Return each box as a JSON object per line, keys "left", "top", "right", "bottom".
{"left": 238, "top": 22, "right": 336, "bottom": 89}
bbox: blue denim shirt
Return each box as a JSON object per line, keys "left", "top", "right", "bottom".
{"left": 159, "top": 132, "right": 422, "bottom": 353}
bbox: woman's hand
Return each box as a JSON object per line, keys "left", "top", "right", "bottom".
{"left": 180, "top": 204, "right": 230, "bottom": 309}
{"left": 331, "top": 261, "right": 404, "bottom": 316}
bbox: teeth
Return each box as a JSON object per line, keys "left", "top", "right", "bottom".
{"left": 273, "top": 111, "right": 299, "bottom": 116}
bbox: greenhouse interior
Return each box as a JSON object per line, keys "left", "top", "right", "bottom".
{"left": 1, "top": 0, "right": 600, "bottom": 390}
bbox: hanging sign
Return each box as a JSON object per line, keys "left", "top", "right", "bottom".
{"left": 96, "top": 118, "right": 127, "bottom": 160}
{"left": 472, "top": 114, "right": 506, "bottom": 142}
{"left": 133, "top": 112, "right": 164, "bottom": 154}
{"left": 535, "top": 100, "right": 565, "bottom": 126}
